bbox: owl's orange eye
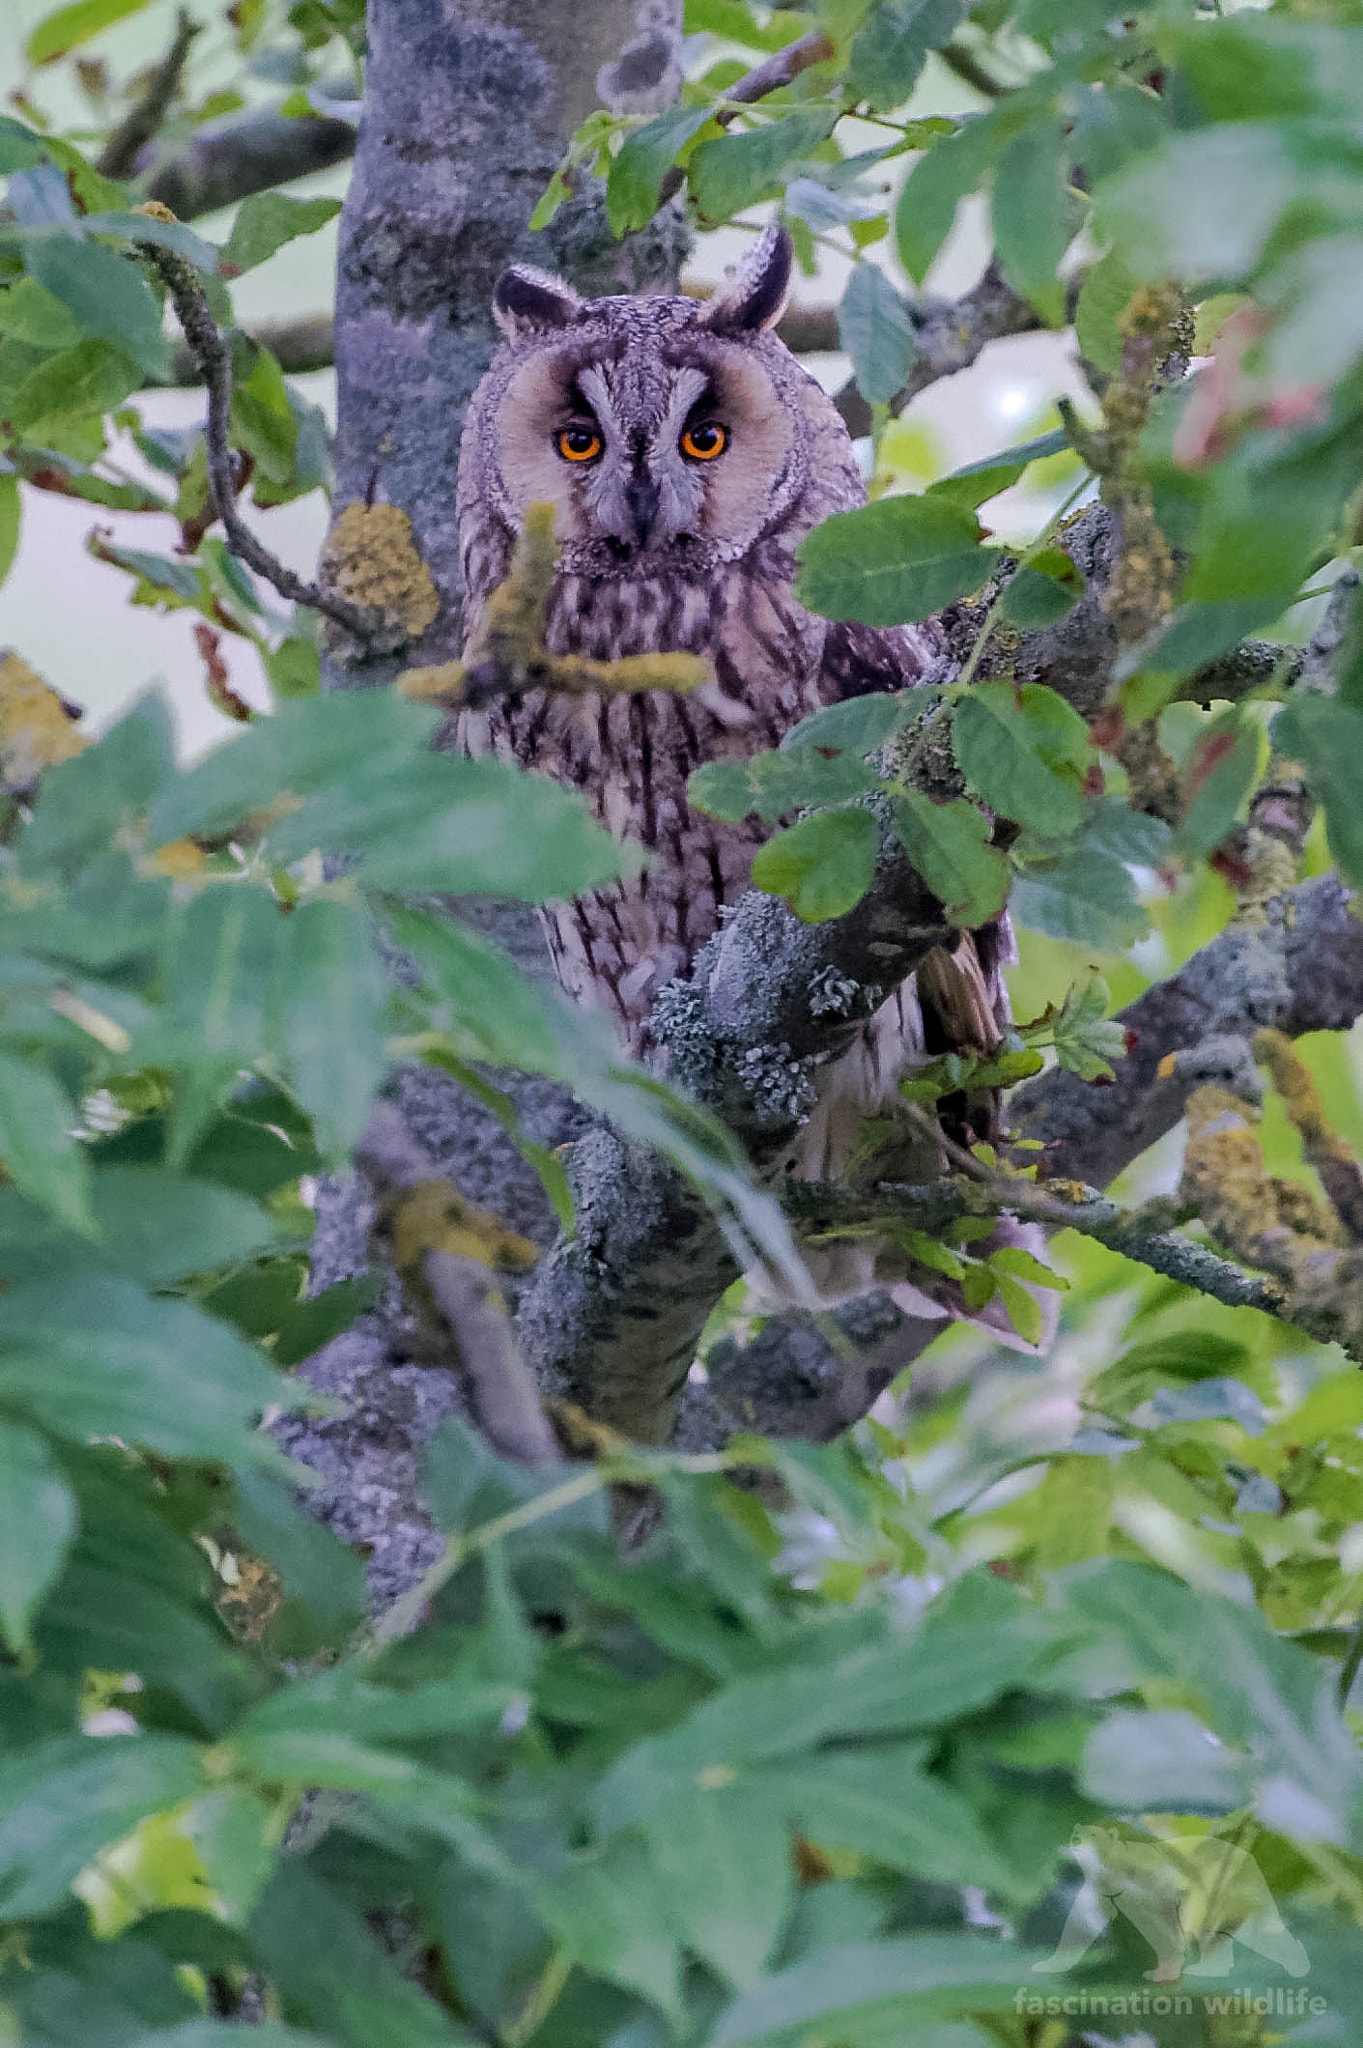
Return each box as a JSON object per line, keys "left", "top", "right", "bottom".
{"left": 557, "top": 424, "right": 602, "bottom": 462}
{"left": 681, "top": 421, "right": 727, "bottom": 461}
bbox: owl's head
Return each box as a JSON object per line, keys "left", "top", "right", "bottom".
{"left": 459, "top": 225, "right": 858, "bottom": 577}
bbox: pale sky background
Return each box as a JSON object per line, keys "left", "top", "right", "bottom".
{"left": 1, "top": 1, "right": 1089, "bottom": 757}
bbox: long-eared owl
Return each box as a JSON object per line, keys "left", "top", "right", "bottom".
{"left": 457, "top": 225, "right": 1041, "bottom": 1344}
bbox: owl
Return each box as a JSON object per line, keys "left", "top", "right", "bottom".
{"left": 457, "top": 225, "right": 1043, "bottom": 1345}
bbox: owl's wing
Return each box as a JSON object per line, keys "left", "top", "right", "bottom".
{"left": 817, "top": 617, "right": 936, "bottom": 703}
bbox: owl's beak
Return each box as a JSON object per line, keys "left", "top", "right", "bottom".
{"left": 624, "top": 471, "right": 661, "bottom": 547}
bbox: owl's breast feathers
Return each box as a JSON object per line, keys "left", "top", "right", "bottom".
{"left": 459, "top": 547, "right": 932, "bottom": 1038}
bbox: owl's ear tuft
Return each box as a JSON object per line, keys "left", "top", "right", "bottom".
{"left": 700, "top": 223, "right": 793, "bottom": 336}
{"left": 492, "top": 265, "right": 585, "bottom": 342}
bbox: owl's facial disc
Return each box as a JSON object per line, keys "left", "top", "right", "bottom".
{"left": 493, "top": 324, "right": 798, "bottom": 567}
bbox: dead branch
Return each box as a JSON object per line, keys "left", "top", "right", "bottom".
{"left": 96, "top": 8, "right": 201, "bottom": 180}
{"left": 135, "top": 217, "right": 374, "bottom": 640}
{"left": 357, "top": 1101, "right": 562, "bottom": 1468}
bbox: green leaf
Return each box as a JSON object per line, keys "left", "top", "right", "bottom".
{"left": 689, "top": 742, "right": 879, "bottom": 824}
{"left": 1082, "top": 1707, "right": 1251, "bottom": 1813}
{"left": 0, "top": 1052, "right": 92, "bottom": 1235}
{"left": 0, "top": 1166, "right": 274, "bottom": 1285}
{"left": 384, "top": 906, "right": 564, "bottom": 1074}
{"left": 148, "top": 690, "right": 439, "bottom": 846}
{"left": 0, "top": 117, "right": 48, "bottom": 171}
{"left": 685, "top": 0, "right": 815, "bottom": 49}
{"left": 133, "top": 2026, "right": 330, "bottom": 2047}
{"left": 22, "top": 692, "right": 176, "bottom": 880}
{"left": 780, "top": 692, "right": 914, "bottom": 755}
{"left": 222, "top": 193, "right": 342, "bottom": 275}
{"left": 271, "top": 1275, "right": 380, "bottom": 1369}
{"left": 690, "top": 109, "right": 835, "bottom": 219}
{"left": 0, "top": 471, "right": 19, "bottom": 590}
{"left": 274, "top": 897, "right": 388, "bottom": 1161}
{"left": 541, "top": 1833, "right": 683, "bottom": 2020}
{"left": 181, "top": 1785, "right": 279, "bottom": 1927}
{"left": 999, "top": 546, "right": 1084, "bottom": 628}
{"left": 1010, "top": 848, "right": 1148, "bottom": 949}
{"left": 1029, "top": 1454, "right": 1112, "bottom": 1569}
{"left": 0, "top": 1279, "right": 295, "bottom": 1462}
{"left": 892, "top": 792, "right": 1009, "bottom": 926}
{"left": 25, "top": 0, "right": 152, "bottom": 63}
{"left": 1074, "top": 247, "right": 1137, "bottom": 375}
{"left": 1273, "top": 697, "right": 1363, "bottom": 887}
{"left": 751, "top": 807, "right": 879, "bottom": 922}
{"left": 991, "top": 116, "right": 1069, "bottom": 328}
{"left": 1078, "top": 795, "right": 1172, "bottom": 868}
{"left": 895, "top": 120, "right": 992, "bottom": 284}
{"left": 837, "top": 264, "right": 915, "bottom": 406}
{"left": 951, "top": 680, "right": 1093, "bottom": 833}
{"left": 0, "top": 1422, "right": 77, "bottom": 1654}
{"left": 709, "top": 1933, "right": 1050, "bottom": 2046}
{"left": 607, "top": 107, "right": 713, "bottom": 236}
{"left": 24, "top": 234, "right": 170, "bottom": 380}
{"left": 927, "top": 428, "right": 1071, "bottom": 510}
{"left": 249, "top": 1864, "right": 475, "bottom": 2046}
{"left": 848, "top": 0, "right": 964, "bottom": 113}
{"left": 229, "top": 1464, "right": 368, "bottom": 1644}
{"left": 794, "top": 1748, "right": 1013, "bottom": 1891}
{"left": 264, "top": 636, "right": 320, "bottom": 700}
{"left": 0, "top": 274, "right": 86, "bottom": 350}
{"left": 643, "top": 1784, "right": 791, "bottom": 1988}
{"left": 1093, "top": 124, "right": 1297, "bottom": 285}
{"left": 0, "top": 1733, "right": 203, "bottom": 1917}
{"left": 1042, "top": 972, "right": 1127, "bottom": 1082}
{"left": 797, "top": 496, "right": 998, "bottom": 627}
{"left": 10, "top": 336, "right": 142, "bottom": 433}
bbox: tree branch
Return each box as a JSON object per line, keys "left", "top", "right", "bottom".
{"left": 159, "top": 300, "right": 847, "bottom": 387}
{"left": 136, "top": 225, "right": 374, "bottom": 638}
{"left": 96, "top": 7, "right": 201, "bottom": 181}
{"left": 140, "top": 88, "right": 358, "bottom": 221}
{"left": 356, "top": 1102, "right": 562, "bottom": 1467}
{"left": 835, "top": 261, "right": 1048, "bottom": 438}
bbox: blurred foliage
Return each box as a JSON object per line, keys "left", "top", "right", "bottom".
{"left": 4, "top": 0, "right": 1363, "bottom": 2044}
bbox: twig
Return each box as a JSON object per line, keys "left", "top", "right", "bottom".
{"left": 142, "top": 84, "right": 357, "bottom": 220}
{"left": 724, "top": 27, "right": 836, "bottom": 107}
{"left": 399, "top": 503, "right": 711, "bottom": 709}
{"left": 134, "top": 219, "right": 373, "bottom": 639}
{"left": 791, "top": 1167, "right": 1284, "bottom": 1320}
{"left": 659, "top": 28, "right": 835, "bottom": 203}
{"left": 96, "top": 9, "right": 200, "bottom": 181}
{"left": 356, "top": 1102, "right": 562, "bottom": 1470}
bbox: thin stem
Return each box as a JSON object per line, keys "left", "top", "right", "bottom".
{"left": 137, "top": 235, "right": 373, "bottom": 638}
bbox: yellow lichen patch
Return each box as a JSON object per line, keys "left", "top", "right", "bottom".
{"left": 0, "top": 651, "right": 84, "bottom": 789}
{"left": 132, "top": 199, "right": 180, "bottom": 225}
{"left": 319, "top": 501, "right": 441, "bottom": 649}
{"left": 1254, "top": 1029, "right": 1332, "bottom": 1146}
{"left": 542, "top": 1396, "right": 629, "bottom": 1461}
{"left": 146, "top": 838, "right": 205, "bottom": 880}
{"left": 390, "top": 1178, "right": 539, "bottom": 1276}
